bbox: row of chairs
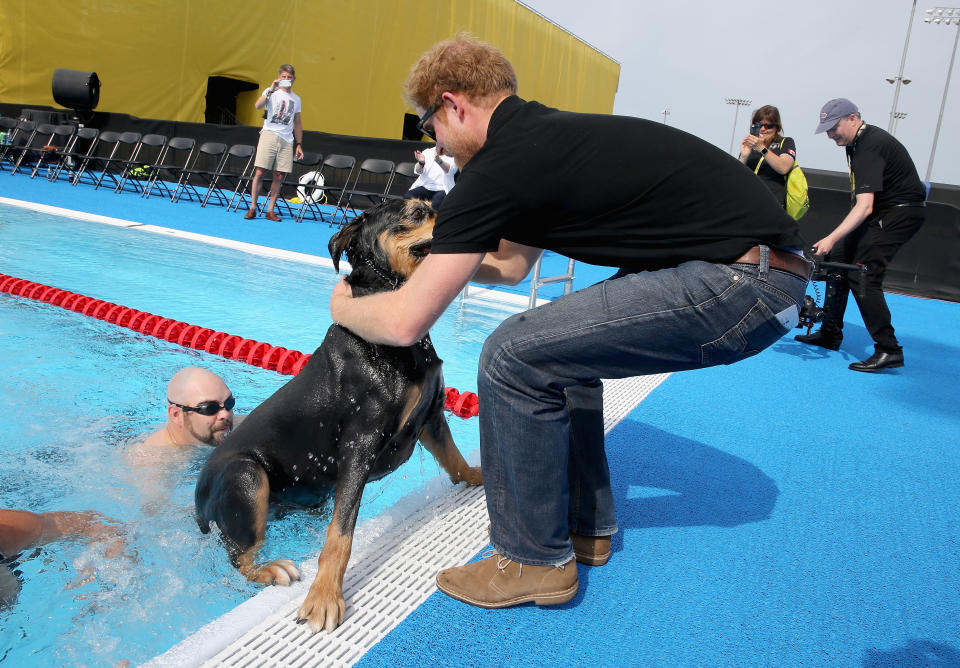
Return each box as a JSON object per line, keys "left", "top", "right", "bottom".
{"left": 0, "top": 116, "right": 420, "bottom": 226}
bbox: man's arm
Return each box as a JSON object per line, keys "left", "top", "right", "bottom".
{"left": 472, "top": 239, "right": 543, "bottom": 285}
{"left": 330, "top": 251, "right": 484, "bottom": 346}
{"left": 293, "top": 113, "right": 304, "bottom": 160}
{"left": 812, "top": 192, "right": 874, "bottom": 255}
{"left": 0, "top": 509, "right": 115, "bottom": 555}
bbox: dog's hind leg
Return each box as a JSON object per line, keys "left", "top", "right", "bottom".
{"left": 419, "top": 412, "right": 482, "bottom": 486}
{"left": 204, "top": 457, "right": 300, "bottom": 586}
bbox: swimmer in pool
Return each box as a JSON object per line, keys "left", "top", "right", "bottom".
{"left": 0, "top": 508, "right": 122, "bottom": 606}
{"left": 141, "top": 367, "right": 240, "bottom": 448}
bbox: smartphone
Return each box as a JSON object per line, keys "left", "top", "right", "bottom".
{"left": 750, "top": 122, "right": 761, "bottom": 136}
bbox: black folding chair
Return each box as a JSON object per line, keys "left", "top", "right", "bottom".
{"left": 0, "top": 119, "right": 37, "bottom": 172}
{"left": 387, "top": 161, "right": 419, "bottom": 199}
{"left": 332, "top": 158, "right": 396, "bottom": 225}
{"left": 10, "top": 123, "right": 56, "bottom": 175}
{"left": 92, "top": 131, "right": 142, "bottom": 190}
{"left": 295, "top": 153, "right": 356, "bottom": 224}
{"left": 114, "top": 133, "right": 167, "bottom": 194}
{"left": 29, "top": 124, "right": 76, "bottom": 179}
{"left": 142, "top": 137, "right": 196, "bottom": 200}
{"left": 49, "top": 127, "right": 99, "bottom": 183}
{"left": 273, "top": 151, "right": 323, "bottom": 218}
{"left": 203, "top": 144, "right": 255, "bottom": 209}
{"left": 171, "top": 142, "right": 227, "bottom": 203}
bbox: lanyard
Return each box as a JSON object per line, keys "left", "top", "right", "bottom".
{"left": 845, "top": 122, "right": 868, "bottom": 194}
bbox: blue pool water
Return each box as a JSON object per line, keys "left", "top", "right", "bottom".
{"left": 0, "top": 204, "right": 506, "bottom": 666}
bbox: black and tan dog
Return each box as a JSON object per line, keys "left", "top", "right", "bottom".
{"left": 194, "top": 198, "right": 481, "bottom": 632}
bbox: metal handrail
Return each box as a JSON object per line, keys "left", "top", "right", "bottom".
{"left": 460, "top": 254, "right": 576, "bottom": 309}
{"left": 527, "top": 255, "right": 575, "bottom": 309}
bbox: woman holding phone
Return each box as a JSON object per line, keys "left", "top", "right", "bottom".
{"left": 738, "top": 105, "right": 796, "bottom": 207}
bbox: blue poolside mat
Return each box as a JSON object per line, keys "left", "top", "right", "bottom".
{"left": 358, "top": 294, "right": 960, "bottom": 667}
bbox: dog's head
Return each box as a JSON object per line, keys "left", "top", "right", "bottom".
{"left": 328, "top": 199, "right": 436, "bottom": 296}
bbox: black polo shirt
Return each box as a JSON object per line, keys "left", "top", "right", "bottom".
{"left": 846, "top": 124, "right": 925, "bottom": 215}
{"left": 433, "top": 96, "right": 804, "bottom": 272}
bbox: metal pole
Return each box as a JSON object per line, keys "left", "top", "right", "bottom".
{"left": 725, "top": 98, "right": 751, "bottom": 154}
{"left": 889, "top": 0, "right": 918, "bottom": 133}
{"left": 926, "top": 19, "right": 960, "bottom": 181}
{"left": 661, "top": 108, "right": 671, "bottom": 124}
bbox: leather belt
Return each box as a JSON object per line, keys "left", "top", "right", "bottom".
{"left": 892, "top": 201, "right": 925, "bottom": 208}
{"left": 731, "top": 246, "right": 812, "bottom": 280}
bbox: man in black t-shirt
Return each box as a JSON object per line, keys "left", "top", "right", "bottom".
{"left": 329, "top": 35, "right": 810, "bottom": 611}
{"left": 797, "top": 99, "right": 925, "bottom": 372}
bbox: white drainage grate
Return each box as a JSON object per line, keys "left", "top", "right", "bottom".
{"left": 147, "top": 373, "right": 669, "bottom": 668}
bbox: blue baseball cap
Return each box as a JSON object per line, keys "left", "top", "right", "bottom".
{"left": 815, "top": 98, "right": 859, "bottom": 134}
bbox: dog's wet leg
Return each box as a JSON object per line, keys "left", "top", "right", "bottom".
{"left": 419, "top": 413, "right": 482, "bottom": 486}
{"left": 296, "top": 454, "right": 369, "bottom": 633}
{"left": 210, "top": 457, "right": 300, "bottom": 585}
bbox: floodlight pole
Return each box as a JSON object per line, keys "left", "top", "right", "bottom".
{"left": 888, "top": 0, "right": 918, "bottom": 133}
{"left": 725, "top": 98, "right": 751, "bottom": 154}
{"left": 924, "top": 7, "right": 960, "bottom": 181}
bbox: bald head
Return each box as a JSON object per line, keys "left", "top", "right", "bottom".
{"left": 167, "top": 367, "right": 230, "bottom": 406}
{"left": 164, "top": 367, "right": 234, "bottom": 446}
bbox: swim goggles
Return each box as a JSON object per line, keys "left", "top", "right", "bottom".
{"left": 168, "top": 395, "right": 235, "bottom": 416}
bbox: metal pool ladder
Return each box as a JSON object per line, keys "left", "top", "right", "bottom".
{"left": 460, "top": 255, "right": 576, "bottom": 309}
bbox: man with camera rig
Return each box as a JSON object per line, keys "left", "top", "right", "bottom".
{"left": 797, "top": 99, "right": 925, "bottom": 372}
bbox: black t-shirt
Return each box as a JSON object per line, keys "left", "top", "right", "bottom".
{"left": 745, "top": 136, "right": 796, "bottom": 206}
{"left": 434, "top": 96, "right": 804, "bottom": 271}
{"left": 846, "top": 124, "right": 925, "bottom": 215}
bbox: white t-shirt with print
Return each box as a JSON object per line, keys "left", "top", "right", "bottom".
{"left": 261, "top": 88, "right": 301, "bottom": 143}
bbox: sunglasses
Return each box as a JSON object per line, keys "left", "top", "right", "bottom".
{"left": 756, "top": 123, "right": 777, "bottom": 130}
{"left": 416, "top": 103, "right": 441, "bottom": 140}
{"left": 168, "top": 395, "right": 235, "bottom": 416}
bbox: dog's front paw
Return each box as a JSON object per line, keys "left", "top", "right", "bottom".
{"left": 296, "top": 579, "right": 346, "bottom": 633}
{"left": 246, "top": 559, "right": 300, "bottom": 585}
{"left": 451, "top": 465, "right": 482, "bottom": 486}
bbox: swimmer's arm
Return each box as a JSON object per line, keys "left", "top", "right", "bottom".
{"left": 0, "top": 509, "right": 114, "bottom": 554}
{"left": 472, "top": 240, "right": 543, "bottom": 286}
{"left": 330, "top": 252, "right": 483, "bottom": 346}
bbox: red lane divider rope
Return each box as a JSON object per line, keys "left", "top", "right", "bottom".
{"left": 0, "top": 272, "right": 479, "bottom": 418}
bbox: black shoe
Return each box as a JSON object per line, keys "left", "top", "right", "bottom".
{"left": 794, "top": 329, "right": 842, "bottom": 351}
{"left": 849, "top": 351, "right": 904, "bottom": 373}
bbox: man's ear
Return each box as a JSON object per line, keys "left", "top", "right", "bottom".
{"left": 441, "top": 91, "right": 466, "bottom": 122}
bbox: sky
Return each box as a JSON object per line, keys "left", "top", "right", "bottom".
{"left": 519, "top": 0, "right": 960, "bottom": 186}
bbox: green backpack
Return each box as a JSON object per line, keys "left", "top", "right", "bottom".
{"left": 754, "top": 142, "right": 810, "bottom": 220}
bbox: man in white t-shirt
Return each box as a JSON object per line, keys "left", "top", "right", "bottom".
{"left": 245, "top": 64, "right": 304, "bottom": 222}
{"left": 404, "top": 145, "right": 457, "bottom": 209}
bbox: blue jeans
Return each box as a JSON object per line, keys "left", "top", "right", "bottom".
{"left": 479, "top": 253, "right": 809, "bottom": 566}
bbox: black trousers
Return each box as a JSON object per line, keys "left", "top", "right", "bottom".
{"left": 403, "top": 186, "right": 446, "bottom": 210}
{"left": 828, "top": 206, "right": 925, "bottom": 352}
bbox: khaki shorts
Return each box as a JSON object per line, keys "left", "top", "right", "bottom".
{"left": 254, "top": 131, "right": 294, "bottom": 173}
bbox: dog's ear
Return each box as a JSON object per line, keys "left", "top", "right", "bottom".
{"left": 328, "top": 214, "right": 365, "bottom": 273}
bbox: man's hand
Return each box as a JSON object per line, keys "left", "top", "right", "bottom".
{"left": 812, "top": 236, "right": 836, "bottom": 256}
{"left": 295, "top": 144, "right": 304, "bottom": 160}
{"left": 329, "top": 277, "right": 353, "bottom": 323}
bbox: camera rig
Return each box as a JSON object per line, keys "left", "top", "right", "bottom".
{"left": 797, "top": 256, "right": 868, "bottom": 333}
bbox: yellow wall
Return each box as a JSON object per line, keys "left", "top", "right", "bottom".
{"left": 0, "top": 0, "right": 619, "bottom": 138}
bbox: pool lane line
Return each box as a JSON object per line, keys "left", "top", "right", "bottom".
{"left": 0, "top": 271, "right": 481, "bottom": 418}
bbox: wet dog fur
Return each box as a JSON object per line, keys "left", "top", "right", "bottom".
{"left": 194, "top": 198, "right": 482, "bottom": 632}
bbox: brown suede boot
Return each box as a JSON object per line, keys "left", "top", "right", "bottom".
{"left": 436, "top": 551, "right": 578, "bottom": 609}
{"left": 570, "top": 533, "right": 611, "bottom": 566}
